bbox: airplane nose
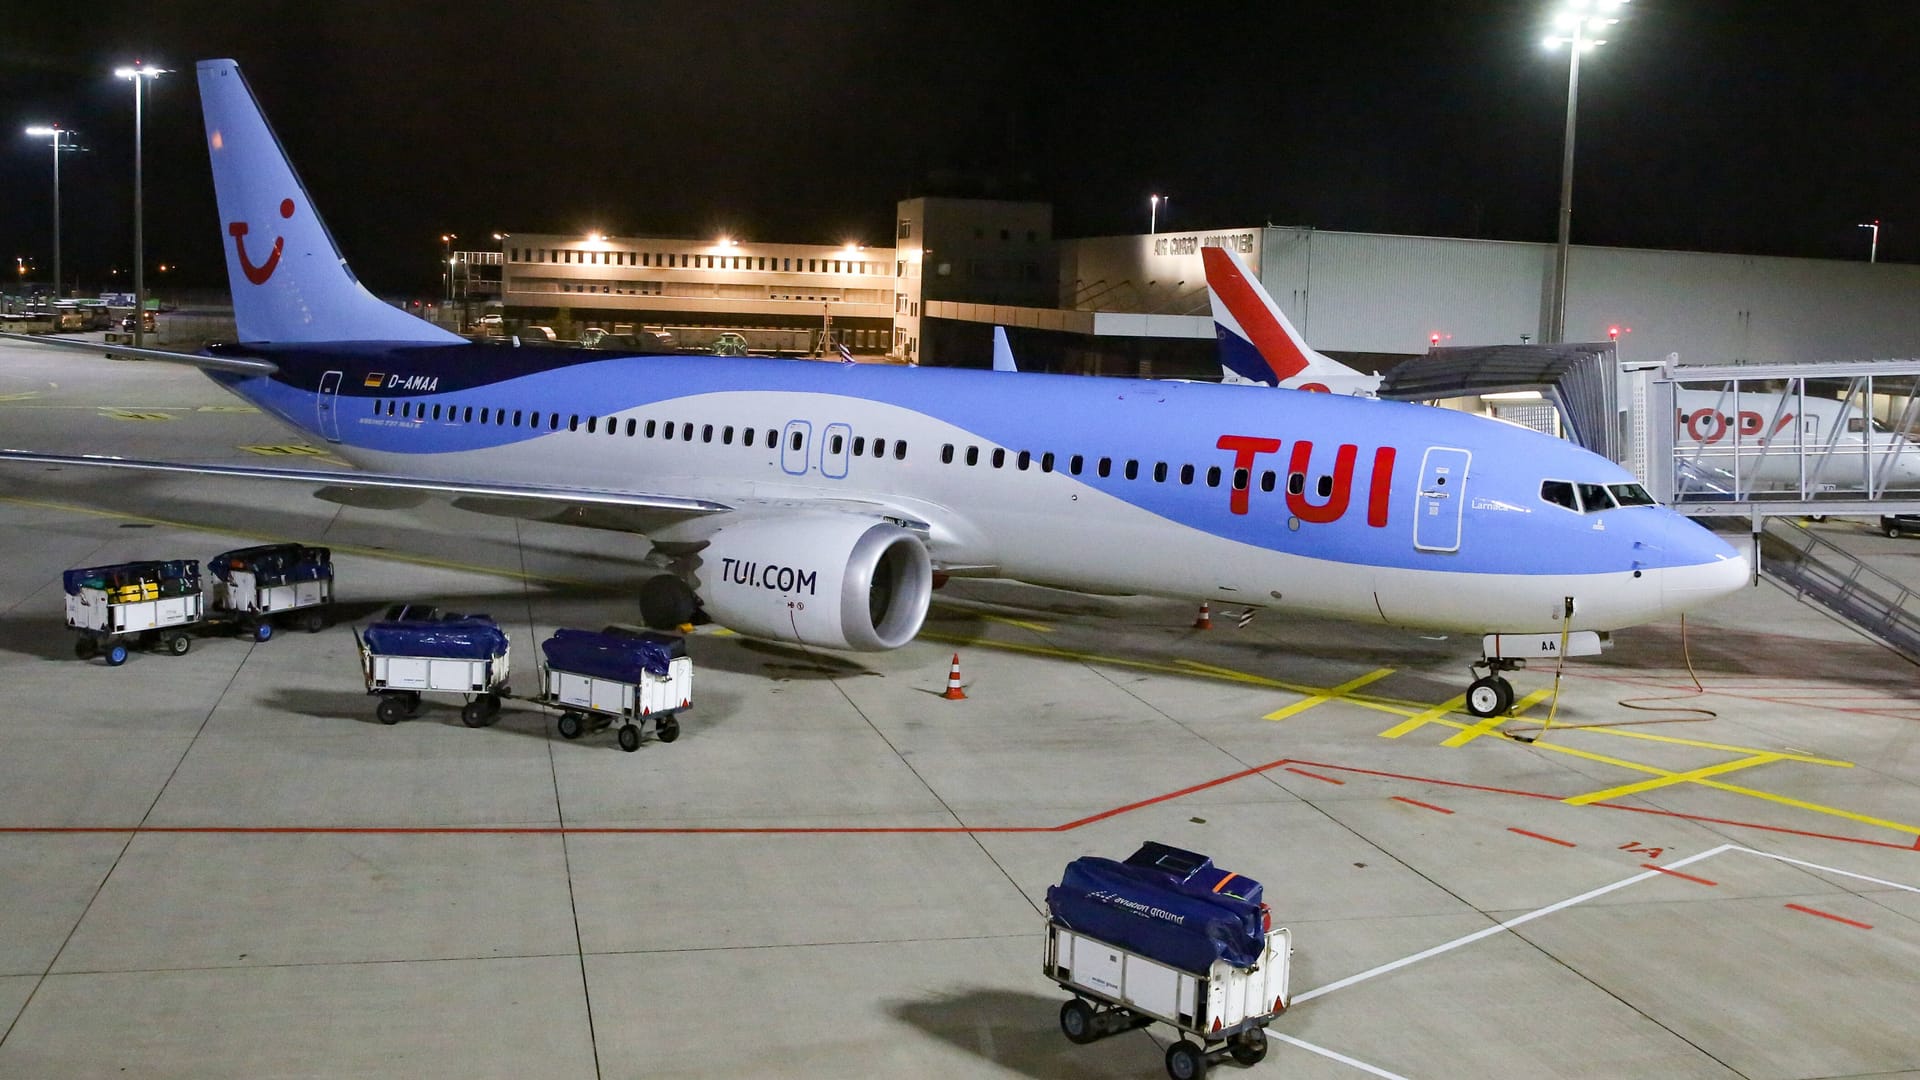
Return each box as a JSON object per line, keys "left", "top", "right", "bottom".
{"left": 1659, "top": 515, "right": 1750, "bottom": 613}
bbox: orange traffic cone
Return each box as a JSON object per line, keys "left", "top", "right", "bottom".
{"left": 942, "top": 653, "right": 968, "bottom": 700}
{"left": 1193, "top": 602, "right": 1213, "bottom": 630}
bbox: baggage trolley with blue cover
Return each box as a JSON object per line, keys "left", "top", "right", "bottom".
{"left": 63, "top": 560, "right": 205, "bottom": 665}
{"left": 539, "top": 627, "right": 691, "bottom": 752}
{"left": 1044, "top": 843, "right": 1292, "bottom": 1080}
{"left": 356, "top": 613, "right": 511, "bottom": 727}
{"left": 208, "top": 544, "right": 335, "bottom": 641}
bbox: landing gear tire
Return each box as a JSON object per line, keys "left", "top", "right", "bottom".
{"left": 1466, "top": 675, "right": 1514, "bottom": 718}
{"left": 1228, "top": 1028, "right": 1269, "bottom": 1066}
{"left": 557, "top": 712, "right": 584, "bottom": 740}
{"left": 617, "top": 724, "right": 641, "bottom": 753}
{"left": 639, "top": 575, "right": 698, "bottom": 629}
{"left": 1058, "top": 999, "right": 1096, "bottom": 1045}
{"left": 1164, "top": 1039, "right": 1207, "bottom": 1080}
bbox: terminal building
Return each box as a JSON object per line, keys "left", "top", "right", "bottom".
{"left": 473, "top": 199, "right": 1920, "bottom": 374}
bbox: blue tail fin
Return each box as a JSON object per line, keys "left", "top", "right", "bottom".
{"left": 197, "top": 59, "right": 461, "bottom": 345}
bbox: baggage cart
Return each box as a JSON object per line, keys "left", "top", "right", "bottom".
{"left": 357, "top": 615, "right": 511, "bottom": 727}
{"left": 1046, "top": 920, "right": 1290, "bottom": 1080}
{"left": 538, "top": 627, "right": 691, "bottom": 752}
{"left": 64, "top": 560, "right": 206, "bottom": 666}
{"left": 209, "top": 544, "right": 335, "bottom": 641}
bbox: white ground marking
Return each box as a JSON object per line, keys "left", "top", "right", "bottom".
{"left": 1272, "top": 1032, "right": 1414, "bottom": 1079}
{"left": 1731, "top": 845, "right": 1920, "bottom": 893}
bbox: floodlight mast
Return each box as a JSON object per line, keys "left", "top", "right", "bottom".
{"left": 116, "top": 63, "right": 168, "bottom": 348}
{"left": 23, "top": 125, "right": 69, "bottom": 298}
{"left": 1543, "top": 1, "right": 1625, "bottom": 344}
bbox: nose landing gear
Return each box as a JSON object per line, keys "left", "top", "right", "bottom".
{"left": 1465, "top": 660, "right": 1520, "bottom": 718}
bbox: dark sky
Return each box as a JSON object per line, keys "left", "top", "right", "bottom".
{"left": 4, "top": 1, "right": 1916, "bottom": 298}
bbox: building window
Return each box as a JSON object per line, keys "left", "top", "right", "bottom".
{"left": 898, "top": 219, "right": 912, "bottom": 238}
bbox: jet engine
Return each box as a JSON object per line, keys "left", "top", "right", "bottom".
{"left": 690, "top": 516, "right": 932, "bottom": 651}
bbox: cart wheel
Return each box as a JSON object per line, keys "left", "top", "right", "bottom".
{"left": 557, "top": 712, "right": 583, "bottom": 740}
{"left": 165, "top": 632, "right": 192, "bottom": 657}
{"left": 657, "top": 716, "right": 681, "bottom": 743}
{"left": 1228, "top": 1028, "right": 1268, "bottom": 1066}
{"left": 1165, "top": 1040, "right": 1207, "bottom": 1080}
{"left": 403, "top": 692, "right": 424, "bottom": 717}
{"left": 1058, "top": 999, "right": 1097, "bottom": 1045}
{"left": 300, "top": 609, "right": 326, "bottom": 633}
{"left": 461, "top": 700, "right": 488, "bottom": 728}
{"left": 105, "top": 643, "right": 129, "bottom": 667}
{"left": 74, "top": 637, "right": 98, "bottom": 660}
{"left": 376, "top": 696, "right": 405, "bottom": 725}
{"left": 617, "top": 724, "right": 641, "bottom": 752}
{"left": 252, "top": 621, "right": 274, "bottom": 643}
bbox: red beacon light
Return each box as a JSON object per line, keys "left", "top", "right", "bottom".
{"left": 1608, "top": 326, "right": 1620, "bottom": 341}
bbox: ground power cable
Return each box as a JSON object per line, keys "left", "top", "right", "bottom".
{"left": 1507, "top": 609, "right": 1717, "bottom": 742}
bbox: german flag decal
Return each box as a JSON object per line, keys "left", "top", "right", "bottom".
{"left": 363, "top": 372, "right": 385, "bottom": 387}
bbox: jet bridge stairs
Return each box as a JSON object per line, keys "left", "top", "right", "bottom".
{"left": 1713, "top": 517, "right": 1920, "bottom": 666}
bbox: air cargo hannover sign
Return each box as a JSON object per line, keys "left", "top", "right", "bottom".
{"left": 1154, "top": 231, "right": 1255, "bottom": 256}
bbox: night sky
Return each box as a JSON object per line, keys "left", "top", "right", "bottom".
{"left": 4, "top": 1, "right": 1916, "bottom": 299}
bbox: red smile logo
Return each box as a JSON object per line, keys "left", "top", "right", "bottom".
{"left": 229, "top": 198, "right": 294, "bottom": 285}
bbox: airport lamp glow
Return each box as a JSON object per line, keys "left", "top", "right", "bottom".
{"left": 23, "top": 126, "right": 69, "bottom": 298}
{"left": 1541, "top": 1, "right": 1626, "bottom": 344}
{"left": 116, "top": 64, "right": 167, "bottom": 348}
{"left": 1859, "top": 221, "right": 1880, "bottom": 263}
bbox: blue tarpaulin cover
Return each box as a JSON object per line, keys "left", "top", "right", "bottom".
{"left": 541, "top": 627, "right": 678, "bottom": 681}
{"left": 1046, "top": 844, "right": 1267, "bottom": 974}
{"left": 64, "top": 560, "right": 200, "bottom": 596}
{"left": 363, "top": 616, "right": 508, "bottom": 660}
{"left": 210, "top": 543, "right": 332, "bottom": 586}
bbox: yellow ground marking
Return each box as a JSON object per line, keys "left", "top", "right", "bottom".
{"left": 1563, "top": 753, "right": 1784, "bottom": 806}
{"left": 196, "top": 404, "right": 259, "bottom": 413}
{"left": 238, "top": 444, "right": 330, "bottom": 457}
{"left": 100, "top": 409, "right": 173, "bottom": 421}
{"left": 1377, "top": 696, "right": 1466, "bottom": 739}
{"left": 1692, "top": 777, "right": 1920, "bottom": 835}
{"left": 0, "top": 494, "right": 599, "bottom": 588}
{"left": 980, "top": 613, "right": 1055, "bottom": 634}
{"left": 1436, "top": 689, "right": 1555, "bottom": 746}
{"left": 1263, "top": 668, "right": 1396, "bottom": 721}
{"left": 0, "top": 391, "right": 42, "bottom": 402}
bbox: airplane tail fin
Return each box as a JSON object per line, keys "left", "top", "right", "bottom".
{"left": 1201, "top": 246, "right": 1372, "bottom": 392}
{"left": 197, "top": 59, "right": 462, "bottom": 345}
{"left": 991, "top": 327, "right": 1019, "bottom": 372}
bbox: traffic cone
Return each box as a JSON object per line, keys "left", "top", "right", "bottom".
{"left": 1193, "top": 602, "right": 1213, "bottom": 630}
{"left": 941, "top": 653, "right": 967, "bottom": 700}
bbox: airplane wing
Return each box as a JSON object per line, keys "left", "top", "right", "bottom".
{"left": 0, "top": 448, "right": 730, "bottom": 516}
{"left": 0, "top": 330, "right": 278, "bottom": 376}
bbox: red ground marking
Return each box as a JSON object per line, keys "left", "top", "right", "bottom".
{"left": 1508, "top": 827, "right": 1577, "bottom": 848}
{"left": 1284, "top": 767, "right": 1346, "bottom": 785}
{"left": 1784, "top": 903, "right": 1873, "bottom": 930}
{"left": 1391, "top": 796, "right": 1455, "bottom": 815}
{"left": 1642, "top": 863, "right": 1718, "bottom": 886}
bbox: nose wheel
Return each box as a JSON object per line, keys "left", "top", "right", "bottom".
{"left": 1465, "top": 675, "right": 1514, "bottom": 717}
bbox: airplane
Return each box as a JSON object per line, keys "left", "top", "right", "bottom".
{"left": 1201, "top": 247, "right": 1383, "bottom": 396}
{"left": 0, "top": 58, "right": 1751, "bottom": 719}
{"left": 1673, "top": 386, "right": 1920, "bottom": 494}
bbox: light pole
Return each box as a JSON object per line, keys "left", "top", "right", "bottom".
{"left": 1859, "top": 220, "right": 1880, "bottom": 263}
{"left": 116, "top": 63, "right": 166, "bottom": 348}
{"left": 440, "top": 233, "right": 456, "bottom": 327}
{"left": 23, "top": 125, "right": 73, "bottom": 299}
{"left": 1149, "top": 194, "right": 1164, "bottom": 234}
{"left": 1543, "top": 1, "right": 1626, "bottom": 343}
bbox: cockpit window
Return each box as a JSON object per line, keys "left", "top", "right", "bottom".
{"left": 1608, "top": 482, "right": 1656, "bottom": 507}
{"left": 1577, "top": 483, "right": 1615, "bottom": 511}
{"left": 1541, "top": 480, "right": 1579, "bottom": 511}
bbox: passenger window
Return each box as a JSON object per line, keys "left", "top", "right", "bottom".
{"left": 550, "top": 414, "right": 561, "bottom": 431}
{"left": 1124, "top": 460, "right": 1139, "bottom": 480}
{"left": 874, "top": 439, "right": 887, "bottom": 458}
{"left": 703, "top": 425, "right": 714, "bottom": 443}
{"left": 966, "top": 446, "right": 979, "bottom": 466}
{"left": 569, "top": 415, "right": 580, "bottom": 432}
{"left": 463, "top": 407, "right": 474, "bottom": 423}
{"left": 894, "top": 442, "right": 906, "bottom": 460}
{"left": 479, "top": 407, "right": 489, "bottom": 424}
{"left": 1541, "top": 480, "right": 1579, "bottom": 511}
{"left": 743, "top": 427, "right": 755, "bottom": 445}
{"left": 1317, "top": 475, "right": 1333, "bottom": 498}
{"left": 683, "top": 423, "right": 695, "bottom": 441}
{"left": 1097, "top": 457, "right": 1112, "bottom": 478}
{"left": 1234, "top": 468, "right": 1250, "bottom": 491}
{"left": 1260, "top": 471, "right": 1276, "bottom": 492}
{"left": 1207, "top": 466, "right": 1222, "bottom": 487}
{"left": 1153, "top": 462, "right": 1168, "bottom": 483}
{"left": 372, "top": 400, "right": 382, "bottom": 416}
{"left": 1017, "top": 450, "right": 1031, "bottom": 470}
{"left": 1288, "top": 473, "right": 1304, "bottom": 495}
{"left": 942, "top": 444, "right": 955, "bottom": 464}
{"left": 627, "top": 419, "right": 637, "bottom": 436}
{"left": 830, "top": 434, "right": 843, "bottom": 454}
{"left": 992, "top": 448, "right": 1006, "bottom": 468}
{"left": 1069, "top": 455, "right": 1084, "bottom": 475}
{"left": 387, "top": 401, "right": 396, "bottom": 417}
{"left": 585, "top": 416, "right": 596, "bottom": 433}
{"left": 1578, "top": 483, "right": 1615, "bottom": 512}
{"left": 645, "top": 420, "right": 657, "bottom": 438}
{"left": 723, "top": 425, "right": 734, "bottom": 444}
{"left": 1041, "top": 452, "right": 1055, "bottom": 473}
{"left": 514, "top": 410, "right": 524, "bottom": 426}
{"left": 1180, "top": 464, "right": 1195, "bottom": 485}
{"left": 789, "top": 430, "right": 802, "bottom": 451}
{"left": 766, "top": 430, "right": 778, "bottom": 449}
{"left": 853, "top": 437, "right": 866, "bottom": 456}
{"left": 433, "top": 404, "right": 443, "bottom": 421}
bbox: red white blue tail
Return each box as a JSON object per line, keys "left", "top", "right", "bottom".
{"left": 1201, "top": 247, "right": 1379, "bottom": 396}
{"left": 198, "top": 59, "right": 462, "bottom": 345}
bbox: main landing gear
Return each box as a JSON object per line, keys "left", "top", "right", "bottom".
{"left": 1465, "top": 657, "right": 1521, "bottom": 718}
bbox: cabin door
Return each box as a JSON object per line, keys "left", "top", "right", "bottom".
{"left": 317, "top": 370, "right": 343, "bottom": 443}
{"left": 1413, "top": 447, "right": 1471, "bottom": 553}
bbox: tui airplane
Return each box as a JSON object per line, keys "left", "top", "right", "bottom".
{"left": 0, "top": 59, "right": 1749, "bottom": 717}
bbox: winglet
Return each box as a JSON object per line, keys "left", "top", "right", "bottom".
{"left": 991, "top": 327, "right": 1019, "bottom": 372}
{"left": 197, "top": 59, "right": 461, "bottom": 345}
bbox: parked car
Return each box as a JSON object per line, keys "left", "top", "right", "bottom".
{"left": 1881, "top": 515, "right": 1920, "bottom": 538}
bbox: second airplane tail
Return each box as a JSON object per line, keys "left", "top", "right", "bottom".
{"left": 1201, "top": 247, "right": 1379, "bottom": 395}
{"left": 198, "top": 59, "right": 462, "bottom": 346}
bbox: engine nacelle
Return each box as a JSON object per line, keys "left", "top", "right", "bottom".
{"left": 691, "top": 516, "right": 932, "bottom": 651}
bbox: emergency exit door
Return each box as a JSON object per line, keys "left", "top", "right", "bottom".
{"left": 1413, "top": 447, "right": 1471, "bottom": 552}
{"left": 317, "top": 370, "right": 343, "bottom": 443}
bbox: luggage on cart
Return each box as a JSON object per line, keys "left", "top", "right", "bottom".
{"left": 64, "top": 560, "right": 205, "bottom": 665}
{"left": 1045, "top": 844, "right": 1289, "bottom": 1080}
{"left": 538, "top": 627, "right": 691, "bottom": 752}
{"left": 209, "top": 543, "right": 334, "bottom": 638}
{"left": 357, "top": 613, "right": 510, "bottom": 727}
